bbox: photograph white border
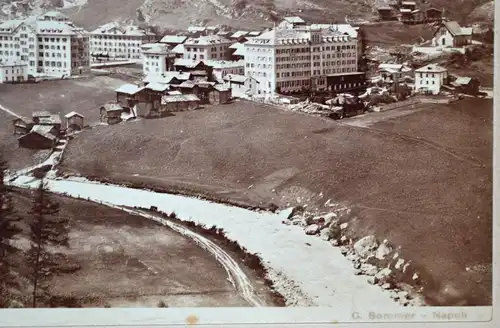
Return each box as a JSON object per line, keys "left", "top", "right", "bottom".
{"left": 0, "top": 2, "right": 498, "bottom": 328}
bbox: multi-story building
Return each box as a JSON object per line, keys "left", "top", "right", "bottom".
{"left": 0, "top": 11, "right": 90, "bottom": 77}
{"left": 414, "top": 63, "right": 448, "bottom": 94}
{"left": 90, "top": 22, "right": 156, "bottom": 62}
{"left": 183, "top": 35, "right": 233, "bottom": 61}
{"left": 0, "top": 60, "right": 28, "bottom": 83}
{"left": 244, "top": 19, "right": 363, "bottom": 95}
{"left": 205, "top": 59, "right": 245, "bottom": 81}
{"left": 141, "top": 43, "right": 177, "bottom": 77}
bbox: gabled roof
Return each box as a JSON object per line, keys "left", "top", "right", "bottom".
{"left": 437, "top": 21, "right": 472, "bottom": 37}
{"left": 401, "top": 1, "right": 416, "bottom": 5}
{"left": 32, "top": 111, "right": 52, "bottom": 118}
{"left": 13, "top": 116, "right": 34, "bottom": 124}
{"left": 101, "top": 103, "right": 123, "bottom": 112}
{"left": 214, "top": 84, "right": 230, "bottom": 92}
{"left": 115, "top": 83, "right": 142, "bottom": 94}
{"left": 64, "top": 111, "right": 84, "bottom": 119}
{"left": 188, "top": 26, "right": 206, "bottom": 32}
{"left": 400, "top": 9, "right": 412, "bottom": 13}
{"left": 415, "top": 64, "right": 447, "bottom": 73}
{"left": 28, "top": 125, "right": 57, "bottom": 141}
{"left": 143, "top": 72, "right": 191, "bottom": 84}
{"left": 283, "top": 16, "right": 305, "bottom": 24}
{"left": 38, "top": 114, "right": 62, "bottom": 125}
{"left": 144, "top": 82, "right": 170, "bottom": 92}
{"left": 453, "top": 77, "right": 472, "bottom": 85}
{"left": 161, "top": 94, "right": 200, "bottom": 104}
{"left": 167, "top": 90, "right": 182, "bottom": 95}
{"left": 173, "top": 58, "right": 203, "bottom": 68}
{"left": 230, "top": 30, "right": 249, "bottom": 39}
{"left": 223, "top": 74, "right": 247, "bottom": 83}
{"left": 205, "top": 59, "right": 244, "bottom": 69}
{"left": 171, "top": 44, "right": 185, "bottom": 54}
{"left": 377, "top": 6, "right": 392, "bottom": 11}
{"left": 159, "top": 35, "right": 188, "bottom": 44}
{"left": 184, "top": 35, "right": 232, "bottom": 46}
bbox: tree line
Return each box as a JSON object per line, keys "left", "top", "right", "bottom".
{"left": 0, "top": 154, "right": 70, "bottom": 308}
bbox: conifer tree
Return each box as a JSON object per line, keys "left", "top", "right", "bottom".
{"left": 26, "top": 180, "right": 69, "bottom": 308}
{"left": 0, "top": 154, "right": 22, "bottom": 308}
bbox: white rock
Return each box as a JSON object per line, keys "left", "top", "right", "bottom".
{"left": 353, "top": 261, "right": 361, "bottom": 269}
{"left": 310, "top": 216, "right": 326, "bottom": 225}
{"left": 340, "top": 222, "right": 348, "bottom": 230}
{"left": 340, "top": 235, "right": 348, "bottom": 244}
{"left": 319, "top": 229, "right": 330, "bottom": 241}
{"left": 292, "top": 218, "right": 306, "bottom": 226}
{"left": 353, "top": 235, "right": 379, "bottom": 258}
{"left": 340, "top": 246, "right": 349, "bottom": 255}
{"left": 398, "top": 291, "right": 409, "bottom": 300}
{"left": 281, "top": 220, "right": 291, "bottom": 225}
{"left": 367, "top": 276, "right": 378, "bottom": 285}
{"left": 360, "top": 263, "right": 379, "bottom": 276}
{"left": 330, "top": 239, "right": 340, "bottom": 246}
{"left": 305, "top": 224, "right": 321, "bottom": 235}
{"left": 395, "top": 258, "right": 405, "bottom": 270}
{"left": 346, "top": 253, "right": 359, "bottom": 262}
{"left": 375, "top": 268, "right": 392, "bottom": 281}
{"left": 323, "top": 212, "right": 338, "bottom": 225}
{"left": 402, "top": 262, "right": 411, "bottom": 273}
{"left": 354, "top": 269, "right": 362, "bottom": 275}
{"left": 393, "top": 252, "right": 399, "bottom": 259}
{"left": 381, "top": 283, "right": 392, "bottom": 290}
{"left": 412, "top": 273, "right": 419, "bottom": 281}
{"left": 375, "top": 241, "right": 392, "bottom": 260}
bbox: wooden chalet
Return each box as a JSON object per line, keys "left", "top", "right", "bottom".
{"left": 212, "top": 84, "right": 231, "bottom": 104}
{"left": 18, "top": 125, "right": 58, "bottom": 149}
{"left": 32, "top": 110, "right": 51, "bottom": 124}
{"left": 450, "top": 76, "right": 480, "bottom": 95}
{"left": 100, "top": 103, "right": 124, "bottom": 125}
{"left": 400, "top": 1, "right": 417, "bottom": 11}
{"left": 425, "top": 8, "right": 442, "bottom": 22}
{"left": 377, "top": 7, "right": 395, "bottom": 21}
{"left": 160, "top": 94, "right": 200, "bottom": 112}
{"left": 64, "top": 111, "right": 84, "bottom": 130}
{"left": 114, "top": 83, "right": 143, "bottom": 109}
{"left": 12, "top": 116, "right": 34, "bottom": 135}
{"left": 173, "top": 59, "right": 213, "bottom": 79}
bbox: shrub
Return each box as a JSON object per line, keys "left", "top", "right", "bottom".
{"left": 169, "top": 212, "right": 177, "bottom": 219}
{"left": 157, "top": 300, "right": 168, "bottom": 308}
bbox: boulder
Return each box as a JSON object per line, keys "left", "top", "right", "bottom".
{"left": 340, "top": 246, "right": 349, "bottom": 255}
{"left": 305, "top": 224, "right": 321, "bottom": 235}
{"left": 330, "top": 239, "right": 340, "bottom": 247}
{"left": 354, "top": 269, "right": 362, "bottom": 275}
{"left": 375, "top": 268, "right": 392, "bottom": 282}
{"left": 395, "top": 258, "right": 405, "bottom": 270}
{"left": 319, "top": 229, "right": 330, "bottom": 241}
{"left": 310, "top": 216, "right": 326, "bottom": 225}
{"left": 340, "top": 235, "right": 348, "bottom": 244}
{"left": 381, "top": 283, "right": 392, "bottom": 290}
{"left": 367, "top": 276, "right": 378, "bottom": 285}
{"left": 281, "top": 220, "right": 291, "bottom": 225}
{"left": 292, "top": 218, "right": 307, "bottom": 226}
{"left": 346, "top": 253, "right": 359, "bottom": 262}
{"left": 353, "top": 261, "right": 361, "bottom": 270}
{"left": 412, "top": 273, "right": 420, "bottom": 281}
{"left": 402, "top": 262, "right": 411, "bottom": 273}
{"left": 353, "top": 235, "right": 379, "bottom": 258}
{"left": 398, "top": 291, "right": 409, "bottom": 300}
{"left": 360, "top": 263, "right": 379, "bottom": 276}
{"left": 340, "top": 222, "right": 348, "bottom": 230}
{"left": 326, "top": 223, "right": 341, "bottom": 240}
{"left": 323, "top": 212, "right": 338, "bottom": 226}
{"left": 375, "top": 240, "right": 393, "bottom": 260}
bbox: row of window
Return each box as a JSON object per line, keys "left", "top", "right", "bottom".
{"left": 2, "top": 68, "right": 24, "bottom": 74}
{"left": 92, "top": 35, "right": 150, "bottom": 40}
{"left": 39, "top": 44, "right": 67, "bottom": 50}
{"left": 277, "top": 71, "right": 310, "bottom": 78}
{"left": 92, "top": 41, "right": 142, "bottom": 47}
{"left": 38, "top": 37, "right": 68, "bottom": 42}
{"left": 185, "top": 46, "right": 227, "bottom": 52}
{"left": 93, "top": 47, "right": 138, "bottom": 53}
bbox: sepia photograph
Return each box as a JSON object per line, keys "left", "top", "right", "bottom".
{"left": 0, "top": 0, "right": 494, "bottom": 322}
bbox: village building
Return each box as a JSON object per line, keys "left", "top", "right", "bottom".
{"left": 279, "top": 16, "right": 308, "bottom": 29}
{"left": 432, "top": 21, "right": 473, "bottom": 47}
{"left": 90, "top": 22, "right": 155, "bottom": 62}
{"left": 244, "top": 18, "right": 364, "bottom": 95}
{"left": 143, "top": 71, "right": 191, "bottom": 86}
{"left": 18, "top": 124, "right": 57, "bottom": 149}
{"left": 229, "top": 42, "right": 245, "bottom": 60}
{"left": 212, "top": 84, "right": 231, "bottom": 104}
{"left": 205, "top": 59, "right": 245, "bottom": 82}
{"left": 414, "top": 63, "right": 448, "bottom": 95}
{"left": 0, "top": 11, "right": 91, "bottom": 77}
{"left": 400, "top": 1, "right": 417, "bottom": 11}
{"left": 187, "top": 25, "right": 219, "bottom": 37}
{"left": 158, "top": 35, "right": 188, "bottom": 48}
{"left": 425, "top": 8, "right": 443, "bottom": 22}
{"left": 160, "top": 94, "right": 200, "bottom": 112}
{"left": 141, "top": 43, "right": 176, "bottom": 77}
{"left": 114, "top": 83, "right": 142, "bottom": 109}
{"left": 377, "top": 7, "right": 395, "bottom": 21}
{"left": 100, "top": 103, "right": 123, "bottom": 124}
{"left": 183, "top": 35, "right": 233, "bottom": 61}
{"left": 64, "top": 111, "right": 84, "bottom": 130}
{"left": 0, "top": 61, "right": 28, "bottom": 83}
{"left": 171, "top": 44, "right": 185, "bottom": 58}
{"left": 32, "top": 110, "right": 52, "bottom": 123}
{"left": 229, "top": 31, "right": 250, "bottom": 43}
{"left": 450, "top": 76, "right": 480, "bottom": 95}
{"left": 223, "top": 74, "right": 259, "bottom": 97}
{"left": 377, "top": 63, "right": 413, "bottom": 83}
{"left": 399, "top": 8, "right": 412, "bottom": 22}
{"left": 12, "top": 116, "right": 34, "bottom": 135}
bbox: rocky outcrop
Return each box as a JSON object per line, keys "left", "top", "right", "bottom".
{"left": 282, "top": 205, "right": 424, "bottom": 306}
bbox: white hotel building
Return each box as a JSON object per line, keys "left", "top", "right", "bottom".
{"left": 244, "top": 19, "right": 365, "bottom": 95}
{"left": 90, "top": 23, "right": 156, "bottom": 62}
{"left": 183, "top": 35, "right": 233, "bottom": 61}
{"left": 0, "top": 11, "right": 90, "bottom": 77}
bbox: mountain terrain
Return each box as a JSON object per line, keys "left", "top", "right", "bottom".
{"left": 0, "top": 0, "right": 494, "bottom": 31}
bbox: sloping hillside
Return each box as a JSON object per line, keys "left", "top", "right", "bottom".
{"left": 1, "top": 0, "right": 493, "bottom": 31}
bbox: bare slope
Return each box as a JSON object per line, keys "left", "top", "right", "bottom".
{"left": 60, "top": 98, "right": 492, "bottom": 305}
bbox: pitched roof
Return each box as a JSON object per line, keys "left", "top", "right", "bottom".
{"left": 453, "top": 77, "right": 472, "bottom": 85}
{"left": 115, "top": 83, "right": 142, "bottom": 94}
{"left": 32, "top": 111, "right": 52, "bottom": 118}
{"left": 415, "top": 64, "right": 447, "bottom": 73}
{"left": 223, "top": 74, "right": 247, "bottom": 83}
{"left": 143, "top": 71, "right": 191, "bottom": 84}
{"left": 64, "top": 111, "right": 84, "bottom": 119}
{"left": 440, "top": 21, "right": 472, "bottom": 36}
{"left": 13, "top": 116, "right": 34, "bottom": 124}
{"left": 174, "top": 58, "right": 203, "bottom": 68}
{"left": 159, "top": 35, "right": 188, "bottom": 44}
{"left": 101, "top": 103, "right": 123, "bottom": 112}
{"left": 184, "top": 35, "right": 232, "bottom": 46}
{"left": 214, "top": 84, "right": 230, "bottom": 92}
{"left": 188, "top": 26, "right": 206, "bottom": 32}
{"left": 230, "top": 30, "right": 249, "bottom": 39}
{"left": 283, "top": 16, "right": 306, "bottom": 24}
{"left": 28, "top": 125, "right": 57, "bottom": 140}
{"left": 38, "top": 114, "right": 62, "bottom": 125}
{"left": 142, "top": 43, "right": 172, "bottom": 55}
{"left": 91, "top": 23, "right": 154, "bottom": 36}
{"left": 171, "top": 44, "right": 185, "bottom": 54}
{"left": 205, "top": 59, "right": 244, "bottom": 69}
{"left": 145, "top": 82, "right": 170, "bottom": 92}
{"left": 167, "top": 90, "right": 182, "bottom": 95}
{"left": 161, "top": 94, "right": 200, "bottom": 104}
